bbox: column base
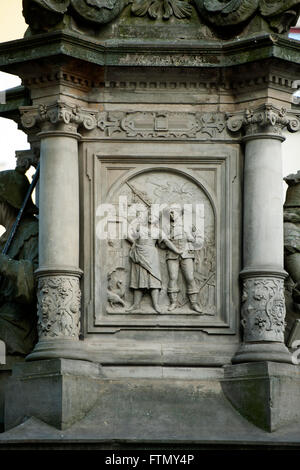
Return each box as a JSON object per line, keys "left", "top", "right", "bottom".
{"left": 222, "top": 361, "right": 300, "bottom": 432}
{"left": 5, "top": 359, "right": 103, "bottom": 431}
{"left": 26, "top": 338, "right": 91, "bottom": 362}
{"left": 232, "top": 342, "right": 293, "bottom": 364}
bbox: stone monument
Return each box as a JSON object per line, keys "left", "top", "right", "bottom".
{"left": 0, "top": 0, "right": 300, "bottom": 449}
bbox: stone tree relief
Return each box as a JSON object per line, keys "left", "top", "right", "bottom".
{"left": 98, "top": 170, "right": 216, "bottom": 316}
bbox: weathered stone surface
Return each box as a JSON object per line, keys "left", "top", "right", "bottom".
{"left": 5, "top": 359, "right": 103, "bottom": 431}
{"left": 21, "top": 0, "right": 300, "bottom": 40}
{"left": 222, "top": 362, "right": 300, "bottom": 432}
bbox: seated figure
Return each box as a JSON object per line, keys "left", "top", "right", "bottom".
{"left": 0, "top": 168, "right": 38, "bottom": 356}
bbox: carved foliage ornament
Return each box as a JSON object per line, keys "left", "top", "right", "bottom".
{"left": 130, "top": 0, "right": 192, "bottom": 20}
{"left": 226, "top": 105, "right": 300, "bottom": 137}
{"left": 37, "top": 275, "right": 81, "bottom": 339}
{"left": 23, "top": 0, "right": 300, "bottom": 30}
{"left": 20, "top": 101, "right": 99, "bottom": 131}
{"left": 241, "top": 277, "right": 286, "bottom": 342}
{"left": 20, "top": 103, "right": 228, "bottom": 139}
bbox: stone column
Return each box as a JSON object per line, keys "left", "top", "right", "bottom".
{"left": 227, "top": 105, "right": 300, "bottom": 363}
{"left": 20, "top": 101, "right": 98, "bottom": 361}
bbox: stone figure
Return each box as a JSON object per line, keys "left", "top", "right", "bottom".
{"left": 194, "top": 0, "right": 300, "bottom": 34}
{"left": 0, "top": 169, "right": 38, "bottom": 355}
{"left": 126, "top": 211, "right": 182, "bottom": 314}
{"left": 284, "top": 171, "right": 300, "bottom": 312}
{"left": 164, "top": 206, "right": 203, "bottom": 313}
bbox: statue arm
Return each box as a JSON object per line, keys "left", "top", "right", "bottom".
{"left": 160, "top": 232, "right": 182, "bottom": 255}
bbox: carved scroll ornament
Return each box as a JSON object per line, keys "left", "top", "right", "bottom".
{"left": 23, "top": 0, "right": 300, "bottom": 31}
{"left": 226, "top": 105, "right": 300, "bottom": 138}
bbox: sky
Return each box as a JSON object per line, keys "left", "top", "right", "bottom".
{"left": 0, "top": 1, "right": 299, "bottom": 190}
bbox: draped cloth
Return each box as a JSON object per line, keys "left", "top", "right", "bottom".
{"left": 129, "top": 227, "right": 162, "bottom": 290}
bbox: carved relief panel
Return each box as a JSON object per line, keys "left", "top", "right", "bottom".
{"left": 82, "top": 143, "right": 240, "bottom": 334}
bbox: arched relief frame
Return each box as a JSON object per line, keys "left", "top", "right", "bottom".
{"left": 81, "top": 143, "right": 240, "bottom": 335}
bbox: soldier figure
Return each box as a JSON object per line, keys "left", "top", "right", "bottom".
{"left": 0, "top": 168, "right": 38, "bottom": 356}
{"left": 166, "top": 206, "right": 203, "bottom": 313}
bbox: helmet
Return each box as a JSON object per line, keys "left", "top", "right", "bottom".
{"left": 284, "top": 171, "right": 300, "bottom": 208}
{"left": 0, "top": 169, "right": 38, "bottom": 214}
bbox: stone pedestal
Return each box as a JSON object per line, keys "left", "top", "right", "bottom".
{"left": 222, "top": 362, "right": 300, "bottom": 432}
{"left": 1, "top": 0, "right": 300, "bottom": 447}
{"left": 5, "top": 359, "right": 103, "bottom": 431}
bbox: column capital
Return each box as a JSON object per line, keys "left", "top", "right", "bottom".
{"left": 19, "top": 100, "right": 99, "bottom": 136}
{"left": 226, "top": 104, "right": 300, "bottom": 139}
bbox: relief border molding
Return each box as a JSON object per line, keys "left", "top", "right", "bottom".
{"left": 20, "top": 101, "right": 235, "bottom": 140}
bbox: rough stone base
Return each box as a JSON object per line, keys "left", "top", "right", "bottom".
{"left": 0, "top": 356, "right": 25, "bottom": 433}
{"left": 222, "top": 362, "right": 300, "bottom": 432}
{"left": 5, "top": 359, "right": 103, "bottom": 431}
{"left": 2, "top": 361, "right": 300, "bottom": 448}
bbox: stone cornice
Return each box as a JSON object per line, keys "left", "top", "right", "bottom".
{"left": 0, "top": 32, "right": 300, "bottom": 74}
{"left": 226, "top": 104, "right": 300, "bottom": 138}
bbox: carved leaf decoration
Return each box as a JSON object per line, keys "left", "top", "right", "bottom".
{"left": 131, "top": 0, "right": 192, "bottom": 18}
{"left": 169, "top": 0, "right": 192, "bottom": 18}
{"left": 203, "top": 0, "right": 241, "bottom": 14}
{"left": 131, "top": 0, "right": 153, "bottom": 16}
{"left": 148, "top": 0, "right": 161, "bottom": 18}
{"left": 163, "top": 0, "right": 173, "bottom": 18}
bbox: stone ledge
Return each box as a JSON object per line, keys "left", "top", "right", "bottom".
{"left": 0, "top": 32, "right": 300, "bottom": 73}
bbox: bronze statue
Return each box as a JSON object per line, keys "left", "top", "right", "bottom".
{"left": 0, "top": 169, "right": 38, "bottom": 355}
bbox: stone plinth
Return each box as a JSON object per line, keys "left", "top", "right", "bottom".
{"left": 222, "top": 362, "right": 300, "bottom": 432}
{"left": 5, "top": 359, "right": 103, "bottom": 431}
